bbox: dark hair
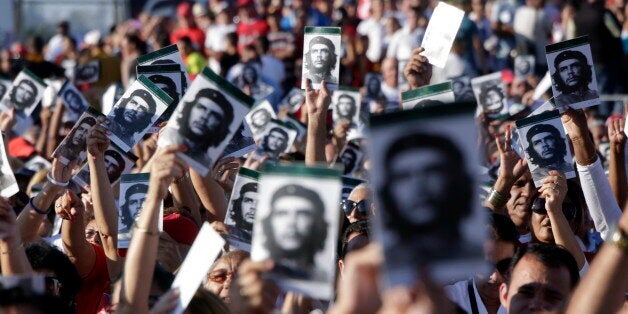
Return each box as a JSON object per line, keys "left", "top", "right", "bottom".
{"left": 263, "top": 184, "right": 328, "bottom": 265}
{"left": 177, "top": 88, "right": 234, "bottom": 150}
{"left": 112, "top": 89, "right": 157, "bottom": 132}
{"left": 379, "top": 132, "right": 472, "bottom": 238}
{"left": 551, "top": 50, "right": 592, "bottom": 93}
{"left": 488, "top": 212, "right": 520, "bottom": 246}
{"left": 153, "top": 264, "right": 175, "bottom": 292}
{"left": 11, "top": 79, "right": 38, "bottom": 109}
{"left": 524, "top": 124, "right": 567, "bottom": 166}
{"left": 124, "top": 34, "right": 147, "bottom": 55}
{"left": 508, "top": 243, "right": 579, "bottom": 288}
{"left": 62, "top": 89, "right": 82, "bottom": 111}
{"left": 103, "top": 150, "right": 125, "bottom": 181}
{"left": 148, "top": 74, "right": 179, "bottom": 104}
{"left": 120, "top": 183, "right": 148, "bottom": 229}
{"left": 0, "top": 288, "right": 71, "bottom": 313}
{"left": 336, "top": 94, "right": 357, "bottom": 119}
{"left": 340, "top": 148, "right": 358, "bottom": 174}
{"left": 262, "top": 127, "right": 289, "bottom": 154}
{"left": 25, "top": 243, "right": 81, "bottom": 307}
{"left": 305, "top": 36, "right": 338, "bottom": 74}
{"left": 338, "top": 220, "right": 370, "bottom": 259}
{"left": 478, "top": 84, "right": 504, "bottom": 109}
{"left": 230, "top": 182, "right": 258, "bottom": 231}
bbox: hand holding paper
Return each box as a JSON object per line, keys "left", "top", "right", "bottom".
{"left": 419, "top": 1, "right": 465, "bottom": 69}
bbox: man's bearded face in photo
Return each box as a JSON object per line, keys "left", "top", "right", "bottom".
{"left": 71, "top": 122, "right": 91, "bottom": 146}
{"left": 309, "top": 43, "right": 332, "bottom": 74}
{"left": 557, "top": 59, "right": 585, "bottom": 91}
{"left": 123, "top": 96, "right": 151, "bottom": 124}
{"left": 531, "top": 132, "right": 560, "bottom": 165}
{"left": 188, "top": 97, "right": 225, "bottom": 137}
{"left": 266, "top": 129, "right": 287, "bottom": 152}
{"left": 11, "top": 81, "right": 36, "bottom": 109}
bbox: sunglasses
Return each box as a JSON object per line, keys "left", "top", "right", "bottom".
{"left": 494, "top": 258, "right": 512, "bottom": 276}
{"left": 340, "top": 199, "right": 370, "bottom": 216}
{"left": 206, "top": 270, "right": 235, "bottom": 284}
{"left": 531, "top": 198, "right": 577, "bottom": 220}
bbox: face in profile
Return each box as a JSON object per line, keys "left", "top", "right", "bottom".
{"left": 530, "top": 132, "right": 557, "bottom": 161}
{"left": 388, "top": 148, "right": 450, "bottom": 226}
{"left": 240, "top": 191, "right": 257, "bottom": 224}
{"left": 266, "top": 129, "right": 287, "bottom": 152}
{"left": 123, "top": 95, "right": 151, "bottom": 124}
{"left": 127, "top": 192, "right": 146, "bottom": 218}
{"left": 270, "top": 194, "right": 316, "bottom": 252}
{"left": 188, "top": 97, "right": 225, "bottom": 136}
{"left": 71, "top": 122, "right": 91, "bottom": 146}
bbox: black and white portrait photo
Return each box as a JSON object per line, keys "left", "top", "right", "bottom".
{"left": 338, "top": 143, "right": 364, "bottom": 175}
{"left": 158, "top": 67, "right": 253, "bottom": 176}
{"left": 138, "top": 63, "right": 188, "bottom": 127}
{"left": 74, "top": 60, "right": 100, "bottom": 85}
{"left": 224, "top": 168, "right": 260, "bottom": 250}
{"left": 256, "top": 120, "right": 298, "bottom": 160}
{"left": 232, "top": 62, "right": 275, "bottom": 101}
{"left": 0, "top": 133, "right": 19, "bottom": 198}
{"left": 52, "top": 107, "right": 102, "bottom": 165}
{"left": 363, "top": 73, "right": 385, "bottom": 103}
{"left": 332, "top": 89, "right": 361, "bottom": 126}
{"left": 282, "top": 115, "right": 307, "bottom": 143}
{"left": 251, "top": 166, "right": 341, "bottom": 300}
{"left": 105, "top": 75, "right": 173, "bottom": 151}
{"left": 245, "top": 100, "right": 277, "bottom": 139}
{"left": 280, "top": 88, "right": 306, "bottom": 113}
{"left": 72, "top": 143, "right": 137, "bottom": 188}
{"left": 0, "top": 70, "right": 47, "bottom": 117}
{"left": 401, "top": 81, "right": 455, "bottom": 110}
{"left": 515, "top": 110, "right": 575, "bottom": 186}
{"left": 222, "top": 122, "right": 256, "bottom": 158}
{"left": 301, "top": 27, "right": 341, "bottom": 90}
{"left": 137, "top": 44, "right": 189, "bottom": 85}
{"left": 59, "top": 81, "right": 89, "bottom": 118}
{"left": 514, "top": 55, "right": 535, "bottom": 78}
{"left": 451, "top": 75, "right": 475, "bottom": 102}
{"left": 546, "top": 37, "right": 599, "bottom": 109}
{"left": 471, "top": 72, "right": 508, "bottom": 117}
{"left": 369, "top": 104, "right": 485, "bottom": 287}
{"left": 117, "top": 173, "right": 150, "bottom": 248}
{"left": 23, "top": 156, "right": 52, "bottom": 173}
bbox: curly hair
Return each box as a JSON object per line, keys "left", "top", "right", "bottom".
{"left": 120, "top": 183, "right": 148, "bottom": 230}
{"left": 262, "top": 184, "right": 328, "bottom": 266}
{"left": 10, "top": 79, "right": 38, "bottom": 110}
{"left": 478, "top": 84, "right": 504, "bottom": 110}
{"left": 336, "top": 94, "right": 357, "bottom": 120}
{"left": 524, "top": 123, "right": 566, "bottom": 167}
{"left": 304, "top": 36, "right": 337, "bottom": 75}
{"left": 112, "top": 89, "right": 157, "bottom": 132}
{"left": 262, "top": 127, "right": 289, "bottom": 154}
{"left": 230, "top": 182, "right": 257, "bottom": 231}
{"left": 551, "top": 50, "right": 593, "bottom": 93}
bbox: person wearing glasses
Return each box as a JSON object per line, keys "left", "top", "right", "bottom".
{"left": 203, "top": 250, "right": 249, "bottom": 304}
{"left": 444, "top": 212, "right": 519, "bottom": 314}
{"left": 341, "top": 184, "right": 372, "bottom": 223}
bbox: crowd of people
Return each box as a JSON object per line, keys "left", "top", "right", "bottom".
{"left": 0, "top": 0, "right": 627, "bottom": 313}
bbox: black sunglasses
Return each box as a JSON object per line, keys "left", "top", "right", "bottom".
{"left": 531, "top": 198, "right": 577, "bottom": 220}
{"left": 340, "top": 199, "right": 370, "bottom": 216}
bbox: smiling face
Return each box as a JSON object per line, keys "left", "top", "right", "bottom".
{"left": 530, "top": 132, "right": 557, "bottom": 161}
{"left": 188, "top": 97, "right": 225, "bottom": 136}
{"left": 271, "top": 195, "right": 316, "bottom": 252}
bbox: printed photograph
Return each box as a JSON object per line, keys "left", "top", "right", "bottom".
{"left": 401, "top": 82, "right": 455, "bottom": 110}
{"left": 224, "top": 168, "right": 260, "bottom": 251}
{"left": 338, "top": 143, "right": 364, "bottom": 175}
{"left": 419, "top": 1, "right": 465, "bottom": 68}
{"left": 74, "top": 60, "right": 100, "bottom": 85}
{"left": 471, "top": 72, "right": 508, "bottom": 118}
{"left": 117, "top": 173, "right": 150, "bottom": 248}
{"left": 58, "top": 81, "right": 90, "bottom": 119}
{"left": 245, "top": 100, "right": 277, "bottom": 139}
{"left": 52, "top": 107, "right": 102, "bottom": 165}
{"left": 0, "top": 133, "right": 19, "bottom": 198}
{"left": 232, "top": 62, "right": 274, "bottom": 101}
{"left": 280, "top": 88, "right": 306, "bottom": 113}
{"left": 0, "top": 69, "right": 47, "bottom": 117}
{"left": 301, "top": 27, "right": 341, "bottom": 90}
{"left": 451, "top": 75, "right": 475, "bottom": 102}
{"left": 72, "top": 143, "right": 137, "bottom": 188}
{"left": 514, "top": 55, "right": 535, "bottom": 78}
{"left": 332, "top": 88, "right": 361, "bottom": 126}
{"left": 255, "top": 120, "right": 298, "bottom": 160}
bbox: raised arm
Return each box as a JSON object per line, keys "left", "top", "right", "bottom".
{"left": 169, "top": 173, "right": 202, "bottom": 226}
{"left": 540, "top": 171, "right": 585, "bottom": 269}
{"left": 305, "top": 79, "right": 331, "bottom": 165}
{"left": 0, "top": 197, "right": 32, "bottom": 275}
{"left": 87, "top": 121, "right": 121, "bottom": 270}
{"left": 17, "top": 158, "right": 73, "bottom": 243}
{"left": 119, "top": 145, "right": 187, "bottom": 313}
{"left": 46, "top": 101, "right": 65, "bottom": 158}
{"left": 403, "top": 47, "right": 433, "bottom": 90}
{"left": 607, "top": 117, "right": 626, "bottom": 209}
{"left": 189, "top": 164, "right": 230, "bottom": 223}
{"left": 561, "top": 109, "right": 622, "bottom": 238}
{"left": 57, "top": 190, "right": 96, "bottom": 278}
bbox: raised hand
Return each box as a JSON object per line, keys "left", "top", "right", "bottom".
{"left": 235, "top": 259, "right": 280, "bottom": 313}
{"left": 54, "top": 189, "right": 84, "bottom": 221}
{"left": 404, "top": 48, "right": 433, "bottom": 89}
{"left": 305, "top": 79, "right": 331, "bottom": 119}
{"left": 495, "top": 125, "right": 528, "bottom": 181}
{"left": 539, "top": 170, "right": 568, "bottom": 211}
{"left": 149, "top": 145, "right": 188, "bottom": 199}
{"left": 243, "top": 153, "right": 268, "bottom": 171}
{"left": 0, "top": 197, "right": 17, "bottom": 241}
{"left": 86, "top": 118, "right": 111, "bottom": 157}
{"left": 608, "top": 117, "right": 626, "bottom": 154}
{"left": 0, "top": 107, "right": 16, "bottom": 132}
{"left": 51, "top": 156, "right": 78, "bottom": 184}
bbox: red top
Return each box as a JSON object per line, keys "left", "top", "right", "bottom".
{"left": 236, "top": 19, "right": 270, "bottom": 53}
{"left": 170, "top": 27, "right": 206, "bottom": 52}
{"left": 75, "top": 244, "right": 110, "bottom": 314}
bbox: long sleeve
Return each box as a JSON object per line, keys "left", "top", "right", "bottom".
{"left": 577, "top": 158, "right": 622, "bottom": 239}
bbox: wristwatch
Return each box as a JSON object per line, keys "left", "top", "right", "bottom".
{"left": 610, "top": 226, "right": 628, "bottom": 253}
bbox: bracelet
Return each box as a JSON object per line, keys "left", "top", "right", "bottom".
{"left": 133, "top": 222, "right": 159, "bottom": 236}
{"left": 29, "top": 197, "right": 51, "bottom": 215}
{"left": 487, "top": 188, "right": 509, "bottom": 209}
{"left": 46, "top": 173, "right": 69, "bottom": 187}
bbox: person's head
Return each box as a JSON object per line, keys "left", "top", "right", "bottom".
{"left": 148, "top": 74, "right": 179, "bottom": 104}
{"left": 177, "top": 36, "right": 194, "bottom": 55}
{"left": 187, "top": 289, "right": 231, "bottom": 314}
{"left": 57, "top": 21, "right": 69, "bottom": 36}
{"left": 263, "top": 184, "right": 328, "bottom": 264}
{"left": 366, "top": 76, "right": 381, "bottom": 96}
{"left": 479, "top": 84, "right": 505, "bottom": 112}
{"left": 381, "top": 58, "right": 398, "bottom": 87}
{"left": 25, "top": 242, "right": 81, "bottom": 307}
{"left": 230, "top": 182, "right": 258, "bottom": 231}
{"left": 288, "top": 91, "right": 305, "bottom": 109}
{"left": 516, "top": 58, "right": 531, "bottom": 76}
{"left": 262, "top": 127, "right": 289, "bottom": 154}
{"left": 178, "top": 88, "right": 234, "bottom": 149}
{"left": 120, "top": 183, "right": 148, "bottom": 228}
{"left": 551, "top": 50, "right": 593, "bottom": 94}
{"left": 480, "top": 212, "right": 520, "bottom": 289}
{"left": 114, "top": 89, "right": 157, "bottom": 130}
{"left": 85, "top": 218, "right": 101, "bottom": 246}
{"left": 241, "top": 64, "right": 258, "bottom": 84}
{"left": 62, "top": 89, "right": 83, "bottom": 111}
{"left": 343, "top": 183, "right": 371, "bottom": 223}
{"left": 10, "top": 79, "right": 37, "bottom": 110}
{"left": 103, "top": 150, "right": 125, "bottom": 182}
{"left": 337, "top": 220, "right": 370, "bottom": 275}
{"left": 499, "top": 243, "right": 579, "bottom": 314}
{"left": 529, "top": 195, "right": 579, "bottom": 244}
{"left": 336, "top": 94, "right": 356, "bottom": 119}
{"left": 525, "top": 124, "right": 567, "bottom": 168}
{"left": 204, "top": 250, "right": 250, "bottom": 303}
{"left": 69, "top": 116, "right": 96, "bottom": 148}
{"left": 380, "top": 133, "right": 472, "bottom": 235}
{"left": 340, "top": 148, "right": 358, "bottom": 174}
{"left": 250, "top": 108, "right": 271, "bottom": 128}
{"left": 305, "top": 36, "right": 337, "bottom": 75}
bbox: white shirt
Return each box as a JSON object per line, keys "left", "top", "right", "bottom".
{"left": 357, "top": 17, "right": 385, "bottom": 62}
{"left": 445, "top": 278, "right": 507, "bottom": 314}
{"left": 205, "top": 24, "right": 237, "bottom": 52}
{"left": 386, "top": 26, "right": 424, "bottom": 61}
